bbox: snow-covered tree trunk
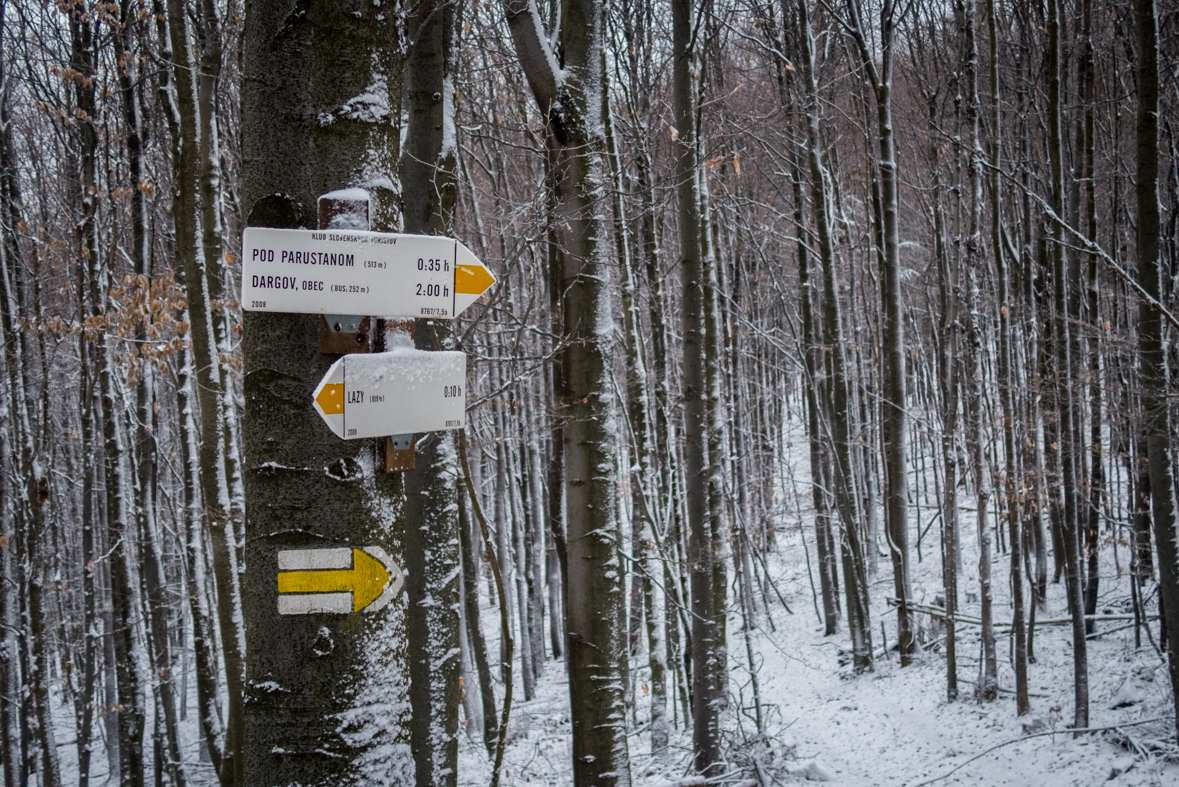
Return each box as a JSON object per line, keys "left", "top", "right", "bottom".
{"left": 605, "top": 68, "right": 666, "bottom": 758}
{"left": 165, "top": 0, "right": 245, "bottom": 778}
{"left": 671, "top": 0, "right": 723, "bottom": 773}
{"left": 154, "top": 5, "right": 227, "bottom": 774}
{"left": 961, "top": 0, "right": 997, "bottom": 702}
{"left": 1079, "top": 0, "right": 1103, "bottom": 633}
{"left": 1133, "top": 0, "right": 1179, "bottom": 742}
{"left": 782, "top": 67, "right": 841, "bottom": 634}
{"left": 1048, "top": 0, "right": 1089, "bottom": 731}
{"left": 457, "top": 481, "right": 498, "bottom": 755}
{"left": 194, "top": 0, "right": 246, "bottom": 536}
{"left": 845, "top": 0, "right": 913, "bottom": 664}
{"left": 67, "top": 6, "right": 148, "bottom": 782}
{"left": 240, "top": 0, "right": 412, "bottom": 783}
{"left": 502, "top": 0, "right": 631, "bottom": 782}
{"left": 989, "top": 0, "right": 1028, "bottom": 716}
{"left": 401, "top": 0, "right": 462, "bottom": 781}
{"left": 797, "top": 0, "right": 872, "bottom": 672}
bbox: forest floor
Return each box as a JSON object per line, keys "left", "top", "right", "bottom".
{"left": 49, "top": 440, "right": 1179, "bottom": 787}
{"left": 456, "top": 412, "right": 1179, "bottom": 786}
{"left": 456, "top": 512, "right": 1179, "bottom": 787}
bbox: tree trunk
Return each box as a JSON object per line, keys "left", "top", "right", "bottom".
{"left": 401, "top": 0, "right": 462, "bottom": 781}
{"left": 240, "top": 1, "right": 412, "bottom": 783}
{"left": 845, "top": 0, "right": 913, "bottom": 663}
{"left": 961, "top": 0, "right": 998, "bottom": 702}
{"left": 989, "top": 0, "right": 1027, "bottom": 716}
{"left": 164, "top": 0, "right": 245, "bottom": 779}
{"left": 671, "top": 0, "right": 722, "bottom": 772}
{"left": 70, "top": 7, "right": 147, "bottom": 783}
{"left": 1048, "top": 0, "right": 1088, "bottom": 731}
{"left": 1133, "top": 0, "right": 1179, "bottom": 741}
{"left": 502, "top": 0, "right": 631, "bottom": 781}
{"left": 1080, "top": 0, "right": 1103, "bottom": 636}
{"left": 458, "top": 480, "right": 498, "bottom": 756}
{"left": 798, "top": 0, "right": 872, "bottom": 672}
{"left": 154, "top": 2, "right": 226, "bottom": 773}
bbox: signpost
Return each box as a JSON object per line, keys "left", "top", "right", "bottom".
{"left": 240, "top": 195, "right": 490, "bottom": 784}
{"left": 242, "top": 227, "right": 495, "bottom": 320}
{"left": 311, "top": 348, "right": 466, "bottom": 439}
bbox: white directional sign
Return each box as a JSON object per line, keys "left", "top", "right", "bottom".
{"left": 276, "top": 546, "right": 404, "bottom": 615}
{"left": 241, "top": 227, "right": 495, "bottom": 320}
{"left": 311, "top": 348, "right": 466, "bottom": 439}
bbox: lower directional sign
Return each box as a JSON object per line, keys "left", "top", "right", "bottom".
{"left": 311, "top": 348, "right": 466, "bottom": 439}
{"left": 276, "top": 547, "right": 404, "bottom": 615}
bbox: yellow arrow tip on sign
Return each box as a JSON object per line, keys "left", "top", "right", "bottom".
{"left": 316, "top": 383, "right": 344, "bottom": 414}
{"left": 455, "top": 264, "right": 495, "bottom": 295}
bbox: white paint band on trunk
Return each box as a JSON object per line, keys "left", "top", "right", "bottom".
{"left": 278, "top": 592, "right": 352, "bottom": 616}
{"left": 278, "top": 547, "right": 352, "bottom": 571}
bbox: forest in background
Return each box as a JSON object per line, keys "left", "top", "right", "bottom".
{"left": 0, "top": 0, "right": 1177, "bottom": 784}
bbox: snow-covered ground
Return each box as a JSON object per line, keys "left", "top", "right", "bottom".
{"left": 456, "top": 517, "right": 1179, "bottom": 787}
{"left": 48, "top": 422, "right": 1179, "bottom": 786}
{"left": 456, "top": 407, "right": 1179, "bottom": 787}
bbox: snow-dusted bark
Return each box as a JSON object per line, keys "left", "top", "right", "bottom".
{"left": 194, "top": 0, "right": 247, "bottom": 541}
{"left": 457, "top": 484, "right": 498, "bottom": 754}
{"left": 114, "top": 0, "right": 190, "bottom": 776}
{"left": 240, "top": 1, "right": 412, "bottom": 784}
{"left": 783, "top": 78, "right": 841, "bottom": 636}
{"left": 402, "top": 0, "right": 463, "bottom": 779}
{"left": 501, "top": 0, "right": 631, "bottom": 782}
{"left": 607, "top": 85, "right": 668, "bottom": 758}
{"left": 671, "top": 0, "right": 724, "bottom": 772}
{"left": 797, "top": 0, "right": 873, "bottom": 673}
{"left": 153, "top": 4, "right": 227, "bottom": 774}
{"left": 843, "top": 0, "right": 914, "bottom": 665}
{"left": 960, "top": 0, "right": 997, "bottom": 703}
{"left": 176, "top": 338, "right": 227, "bottom": 777}
{"left": 1047, "top": 0, "right": 1088, "bottom": 731}
{"left": 164, "top": 0, "right": 245, "bottom": 778}
{"left": 1134, "top": 0, "right": 1179, "bottom": 742}
{"left": 988, "top": 0, "right": 1028, "bottom": 715}
{"left": 67, "top": 7, "right": 148, "bottom": 782}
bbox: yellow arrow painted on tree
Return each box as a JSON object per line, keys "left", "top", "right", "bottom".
{"left": 455, "top": 264, "right": 495, "bottom": 295}
{"left": 277, "top": 548, "right": 391, "bottom": 613}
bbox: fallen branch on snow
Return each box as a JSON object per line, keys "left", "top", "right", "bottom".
{"left": 904, "top": 716, "right": 1175, "bottom": 787}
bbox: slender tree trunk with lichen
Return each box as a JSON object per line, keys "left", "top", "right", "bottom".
{"left": 402, "top": 0, "right": 462, "bottom": 781}
{"left": 502, "top": 0, "right": 631, "bottom": 781}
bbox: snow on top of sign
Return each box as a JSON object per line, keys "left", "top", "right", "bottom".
{"left": 320, "top": 187, "right": 372, "bottom": 203}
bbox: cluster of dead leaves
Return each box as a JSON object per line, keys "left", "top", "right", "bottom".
{"left": 21, "top": 271, "right": 192, "bottom": 386}
{"left": 107, "top": 272, "right": 191, "bottom": 384}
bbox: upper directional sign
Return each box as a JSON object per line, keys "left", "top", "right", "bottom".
{"left": 277, "top": 546, "right": 404, "bottom": 615}
{"left": 312, "top": 348, "right": 466, "bottom": 439}
{"left": 241, "top": 227, "right": 495, "bottom": 319}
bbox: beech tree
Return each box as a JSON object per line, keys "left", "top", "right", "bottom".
{"left": 501, "top": 0, "right": 631, "bottom": 783}
{"left": 0, "top": 0, "right": 1174, "bottom": 782}
{"left": 240, "top": 0, "right": 411, "bottom": 784}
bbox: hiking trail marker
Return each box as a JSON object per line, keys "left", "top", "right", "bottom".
{"left": 276, "top": 546, "right": 404, "bottom": 615}
{"left": 312, "top": 348, "right": 466, "bottom": 439}
{"left": 242, "top": 227, "right": 495, "bottom": 320}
